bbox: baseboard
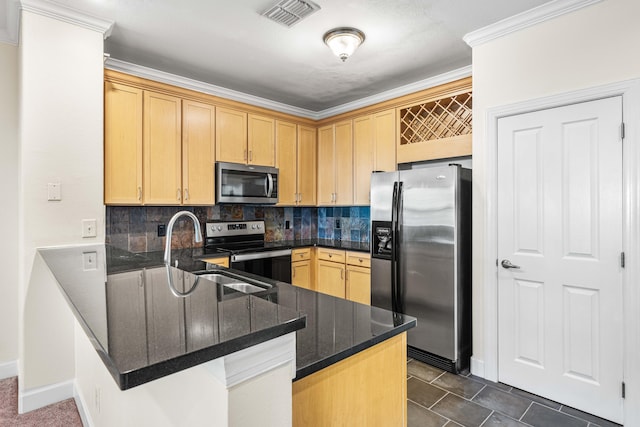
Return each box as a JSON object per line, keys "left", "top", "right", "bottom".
{"left": 470, "top": 356, "right": 485, "bottom": 378}
{"left": 0, "top": 360, "right": 18, "bottom": 380}
{"left": 18, "top": 379, "right": 75, "bottom": 414}
{"left": 74, "top": 380, "right": 94, "bottom": 427}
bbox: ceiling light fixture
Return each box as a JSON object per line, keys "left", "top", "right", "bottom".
{"left": 323, "top": 27, "right": 365, "bottom": 62}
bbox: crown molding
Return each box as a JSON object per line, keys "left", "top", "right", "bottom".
{"left": 316, "top": 65, "right": 472, "bottom": 119}
{"left": 463, "top": 0, "right": 603, "bottom": 47}
{"left": 105, "top": 58, "right": 321, "bottom": 120}
{"left": 107, "top": 58, "right": 472, "bottom": 120}
{"left": 19, "top": 0, "right": 114, "bottom": 39}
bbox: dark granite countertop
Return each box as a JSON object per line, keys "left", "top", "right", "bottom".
{"left": 40, "top": 244, "right": 414, "bottom": 389}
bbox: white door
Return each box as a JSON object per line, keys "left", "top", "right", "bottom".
{"left": 497, "top": 96, "right": 624, "bottom": 423}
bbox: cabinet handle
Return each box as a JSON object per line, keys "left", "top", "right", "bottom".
{"left": 177, "top": 189, "right": 181, "bottom": 201}
{"left": 137, "top": 186, "right": 142, "bottom": 201}
{"left": 341, "top": 269, "right": 344, "bottom": 280}
{"left": 244, "top": 149, "right": 247, "bottom": 161}
{"left": 184, "top": 188, "right": 189, "bottom": 201}
{"left": 249, "top": 150, "right": 253, "bottom": 162}
{"left": 299, "top": 193, "right": 302, "bottom": 203}
{"left": 328, "top": 253, "right": 332, "bottom": 258}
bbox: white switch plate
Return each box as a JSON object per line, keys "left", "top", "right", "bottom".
{"left": 82, "top": 251, "right": 97, "bottom": 271}
{"left": 47, "top": 183, "right": 61, "bottom": 201}
{"left": 82, "top": 219, "right": 97, "bottom": 238}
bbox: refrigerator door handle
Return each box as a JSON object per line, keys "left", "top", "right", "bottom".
{"left": 395, "top": 181, "right": 404, "bottom": 313}
{"left": 391, "top": 182, "right": 399, "bottom": 312}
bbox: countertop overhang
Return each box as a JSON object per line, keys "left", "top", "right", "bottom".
{"left": 39, "top": 244, "right": 414, "bottom": 389}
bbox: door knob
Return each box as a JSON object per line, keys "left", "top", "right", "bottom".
{"left": 501, "top": 259, "right": 521, "bottom": 269}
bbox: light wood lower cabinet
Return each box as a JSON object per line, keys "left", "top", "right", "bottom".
{"left": 201, "top": 257, "right": 229, "bottom": 268}
{"left": 346, "top": 265, "right": 371, "bottom": 305}
{"left": 293, "top": 332, "right": 407, "bottom": 426}
{"left": 291, "top": 248, "right": 313, "bottom": 290}
{"left": 313, "top": 248, "right": 370, "bottom": 304}
{"left": 316, "top": 259, "right": 345, "bottom": 299}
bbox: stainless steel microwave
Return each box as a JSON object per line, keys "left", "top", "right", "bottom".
{"left": 215, "top": 162, "right": 279, "bottom": 204}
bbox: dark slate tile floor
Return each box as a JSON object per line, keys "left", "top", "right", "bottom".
{"left": 407, "top": 358, "right": 622, "bottom": 427}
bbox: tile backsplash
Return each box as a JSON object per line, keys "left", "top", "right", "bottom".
{"left": 106, "top": 205, "right": 369, "bottom": 253}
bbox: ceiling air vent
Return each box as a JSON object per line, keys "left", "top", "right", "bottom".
{"left": 261, "top": 0, "right": 321, "bottom": 28}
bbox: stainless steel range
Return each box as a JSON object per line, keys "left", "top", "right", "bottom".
{"left": 204, "top": 220, "right": 292, "bottom": 283}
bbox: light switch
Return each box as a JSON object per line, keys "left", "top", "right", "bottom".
{"left": 47, "top": 183, "right": 61, "bottom": 201}
{"left": 82, "top": 251, "right": 97, "bottom": 271}
{"left": 82, "top": 219, "right": 97, "bottom": 238}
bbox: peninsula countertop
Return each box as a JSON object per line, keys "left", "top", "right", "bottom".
{"left": 39, "top": 244, "right": 414, "bottom": 390}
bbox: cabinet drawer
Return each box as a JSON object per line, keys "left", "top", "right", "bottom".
{"left": 201, "top": 257, "right": 229, "bottom": 268}
{"left": 316, "top": 248, "right": 345, "bottom": 263}
{"left": 292, "top": 247, "right": 312, "bottom": 261}
{"left": 346, "top": 251, "right": 371, "bottom": 268}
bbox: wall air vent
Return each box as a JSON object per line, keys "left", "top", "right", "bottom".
{"left": 261, "top": 0, "right": 321, "bottom": 28}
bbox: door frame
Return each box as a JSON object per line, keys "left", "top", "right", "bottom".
{"left": 479, "top": 79, "right": 640, "bottom": 424}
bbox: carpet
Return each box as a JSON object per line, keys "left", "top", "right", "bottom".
{"left": 0, "top": 377, "right": 83, "bottom": 426}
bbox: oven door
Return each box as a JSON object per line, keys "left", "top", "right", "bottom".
{"left": 230, "top": 249, "right": 292, "bottom": 283}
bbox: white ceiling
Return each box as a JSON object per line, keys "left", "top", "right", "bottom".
{"left": 5, "top": 0, "right": 551, "bottom": 111}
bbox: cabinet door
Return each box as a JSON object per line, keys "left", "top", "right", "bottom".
{"left": 316, "top": 260, "right": 345, "bottom": 298}
{"left": 353, "top": 115, "right": 374, "bottom": 205}
{"left": 373, "top": 108, "right": 396, "bottom": 172}
{"left": 216, "top": 107, "right": 247, "bottom": 164}
{"left": 297, "top": 125, "right": 317, "bottom": 206}
{"left": 346, "top": 265, "right": 371, "bottom": 305}
{"left": 334, "top": 120, "right": 354, "bottom": 205}
{"left": 106, "top": 271, "right": 147, "bottom": 368}
{"left": 248, "top": 114, "right": 275, "bottom": 166}
{"left": 104, "top": 82, "right": 143, "bottom": 204}
{"left": 143, "top": 91, "right": 182, "bottom": 205}
{"left": 182, "top": 100, "right": 215, "bottom": 205}
{"left": 276, "top": 120, "right": 298, "bottom": 205}
{"left": 292, "top": 260, "right": 312, "bottom": 290}
{"left": 317, "top": 125, "right": 336, "bottom": 205}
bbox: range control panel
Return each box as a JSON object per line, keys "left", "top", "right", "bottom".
{"left": 205, "top": 221, "right": 265, "bottom": 238}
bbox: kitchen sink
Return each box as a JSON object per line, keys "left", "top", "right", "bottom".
{"left": 194, "top": 272, "right": 272, "bottom": 294}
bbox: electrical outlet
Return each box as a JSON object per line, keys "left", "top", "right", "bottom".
{"left": 158, "top": 224, "right": 166, "bottom": 237}
{"left": 47, "top": 183, "right": 61, "bottom": 201}
{"left": 285, "top": 220, "right": 290, "bottom": 229}
{"left": 335, "top": 219, "right": 341, "bottom": 229}
{"left": 82, "top": 251, "right": 97, "bottom": 271}
{"left": 82, "top": 219, "right": 97, "bottom": 238}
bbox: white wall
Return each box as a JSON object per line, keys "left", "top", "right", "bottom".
{"left": 0, "top": 42, "right": 19, "bottom": 374}
{"left": 471, "top": 0, "right": 640, "bottom": 374}
{"left": 18, "top": 9, "right": 105, "bottom": 393}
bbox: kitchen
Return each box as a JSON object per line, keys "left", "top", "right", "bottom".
{"left": 1, "top": 0, "right": 640, "bottom": 426}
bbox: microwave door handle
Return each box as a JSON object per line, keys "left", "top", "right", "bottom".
{"left": 266, "top": 173, "right": 274, "bottom": 197}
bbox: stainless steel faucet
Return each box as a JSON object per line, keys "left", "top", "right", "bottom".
{"left": 164, "top": 210, "right": 203, "bottom": 267}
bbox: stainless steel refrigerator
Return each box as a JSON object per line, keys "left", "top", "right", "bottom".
{"left": 370, "top": 164, "right": 471, "bottom": 373}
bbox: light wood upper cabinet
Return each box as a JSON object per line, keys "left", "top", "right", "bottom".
{"left": 216, "top": 108, "right": 275, "bottom": 167}
{"left": 104, "top": 82, "right": 143, "bottom": 204}
{"left": 353, "top": 108, "right": 396, "bottom": 205}
{"left": 182, "top": 100, "right": 215, "bottom": 205}
{"left": 248, "top": 114, "right": 275, "bottom": 166}
{"left": 143, "top": 91, "right": 182, "bottom": 205}
{"left": 317, "top": 125, "right": 336, "bottom": 205}
{"left": 335, "top": 120, "right": 354, "bottom": 205}
{"left": 216, "top": 106, "right": 247, "bottom": 164}
{"left": 277, "top": 122, "right": 317, "bottom": 206}
{"left": 317, "top": 122, "right": 353, "bottom": 205}
{"left": 297, "top": 125, "right": 317, "bottom": 206}
{"left": 276, "top": 120, "right": 297, "bottom": 205}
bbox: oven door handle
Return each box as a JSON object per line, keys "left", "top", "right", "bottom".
{"left": 232, "top": 249, "right": 292, "bottom": 262}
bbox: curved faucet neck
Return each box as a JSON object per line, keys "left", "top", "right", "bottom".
{"left": 163, "top": 211, "right": 203, "bottom": 266}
